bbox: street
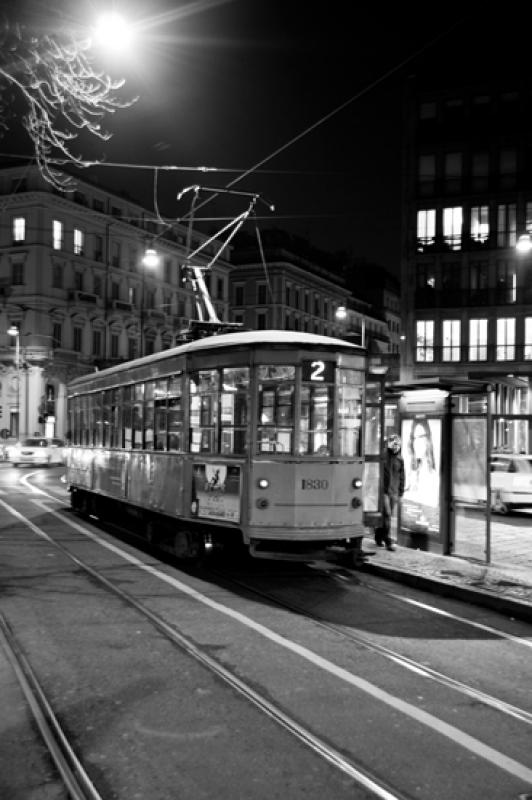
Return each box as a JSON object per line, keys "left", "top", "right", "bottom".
{"left": 0, "top": 465, "right": 531, "bottom": 800}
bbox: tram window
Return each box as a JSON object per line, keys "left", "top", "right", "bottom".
{"left": 132, "top": 383, "right": 143, "bottom": 450}
{"left": 190, "top": 370, "right": 219, "bottom": 453}
{"left": 144, "top": 382, "right": 155, "bottom": 450}
{"left": 72, "top": 396, "right": 80, "bottom": 445}
{"left": 221, "top": 367, "right": 249, "bottom": 455}
{"left": 154, "top": 379, "right": 168, "bottom": 451}
{"left": 298, "top": 385, "right": 333, "bottom": 455}
{"left": 102, "top": 390, "right": 112, "bottom": 447}
{"left": 167, "top": 375, "right": 183, "bottom": 451}
{"left": 337, "top": 369, "right": 363, "bottom": 457}
{"left": 365, "top": 382, "right": 381, "bottom": 456}
{"left": 80, "top": 395, "right": 89, "bottom": 445}
{"left": 257, "top": 365, "right": 295, "bottom": 454}
{"left": 123, "top": 385, "right": 133, "bottom": 449}
{"left": 110, "top": 388, "right": 122, "bottom": 448}
{"left": 90, "top": 393, "right": 103, "bottom": 447}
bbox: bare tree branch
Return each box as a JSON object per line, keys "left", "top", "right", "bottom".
{"left": 0, "top": 20, "right": 136, "bottom": 190}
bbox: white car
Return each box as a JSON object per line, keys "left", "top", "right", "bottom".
{"left": 8, "top": 437, "right": 66, "bottom": 467}
{"left": 490, "top": 454, "right": 532, "bottom": 514}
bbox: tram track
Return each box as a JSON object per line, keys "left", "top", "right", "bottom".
{"left": 1, "top": 492, "right": 410, "bottom": 800}
{"left": 7, "top": 476, "right": 532, "bottom": 794}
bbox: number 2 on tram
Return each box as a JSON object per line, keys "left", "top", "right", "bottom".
{"left": 65, "top": 331, "right": 366, "bottom": 564}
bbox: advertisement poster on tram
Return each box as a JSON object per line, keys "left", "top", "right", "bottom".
{"left": 191, "top": 462, "right": 241, "bottom": 522}
{"left": 400, "top": 417, "right": 441, "bottom": 535}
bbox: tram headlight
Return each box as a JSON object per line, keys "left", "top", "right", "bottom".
{"left": 351, "top": 478, "right": 362, "bottom": 489}
{"left": 256, "top": 498, "right": 269, "bottom": 509}
{"left": 351, "top": 497, "right": 362, "bottom": 508}
{"left": 257, "top": 478, "right": 269, "bottom": 489}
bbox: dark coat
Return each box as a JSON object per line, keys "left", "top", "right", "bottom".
{"left": 383, "top": 448, "right": 405, "bottom": 497}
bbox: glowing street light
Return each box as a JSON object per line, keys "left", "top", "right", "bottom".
{"left": 516, "top": 233, "right": 532, "bottom": 254}
{"left": 92, "top": 12, "right": 137, "bottom": 53}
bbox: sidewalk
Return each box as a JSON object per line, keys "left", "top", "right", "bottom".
{"left": 361, "top": 536, "right": 532, "bottom": 623}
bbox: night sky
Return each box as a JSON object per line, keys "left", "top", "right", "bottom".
{"left": 2, "top": 3, "right": 519, "bottom": 276}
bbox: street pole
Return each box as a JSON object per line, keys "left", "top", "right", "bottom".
{"left": 7, "top": 325, "right": 20, "bottom": 437}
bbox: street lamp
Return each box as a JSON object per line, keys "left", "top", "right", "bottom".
{"left": 140, "top": 247, "right": 159, "bottom": 356}
{"left": 7, "top": 324, "right": 20, "bottom": 438}
{"left": 516, "top": 233, "right": 532, "bottom": 254}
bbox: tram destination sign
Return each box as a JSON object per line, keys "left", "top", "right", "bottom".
{"left": 302, "top": 359, "right": 334, "bottom": 383}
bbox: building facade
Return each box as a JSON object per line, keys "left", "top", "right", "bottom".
{"left": 401, "top": 79, "right": 532, "bottom": 452}
{"left": 0, "top": 165, "right": 231, "bottom": 439}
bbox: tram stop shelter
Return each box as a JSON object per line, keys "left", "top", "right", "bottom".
{"left": 367, "top": 376, "right": 531, "bottom": 564}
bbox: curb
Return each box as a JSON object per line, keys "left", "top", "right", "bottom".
{"left": 362, "top": 561, "right": 532, "bottom": 623}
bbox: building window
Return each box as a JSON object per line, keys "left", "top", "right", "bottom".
{"left": 419, "top": 101, "right": 436, "bottom": 120}
{"left": 12, "top": 216, "right": 25, "bottom": 243}
{"left": 470, "top": 205, "right": 489, "bottom": 243}
{"left": 443, "top": 206, "right": 462, "bottom": 250}
{"left": 499, "top": 148, "right": 516, "bottom": 189}
{"left": 442, "top": 319, "right": 460, "bottom": 362}
{"left": 52, "top": 323, "right": 62, "bottom": 349}
{"left": 472, "top": 152, "right": 489, "bottom": 192}
{"left": 416, "top": 319, "right": 434, "bottom": 362}
{"left": 496, "top": 261, "right": 516, "bottom": 303}
{"left": 469, "top": 319, "right": 488, "bottom": 361}
{"left": 94, "top": 235, "right": 103, "bottom": 261}
{"left": 111, "top": 334, "right": 119, "bottom": 358}
{"left": 74, "top": 271, "right": 83, "bottom": 291}
{"left": 285, "top": 283, "right": 292, "bottom": 306}
{"left": 74, "top": 228, "right": 84, "bottom": 255}
{"left": 256, "top": 312, "right": 267, "bottom": 330}
{"left": 92, "top": 330, "right": 102, "bottom": 356}
{"left": 416, "top": 263, "right": 435, "bottom": 289}
{"left": 235, "top": 285, "right": 244, "bottom": 305}
{"left": 525, "top": 318, "right": 532, "bottom": 360}
{"left": 441, "top": 262, "right": 461, "bottom": 292}
{"left": 416, "top": 209, "right": 436, "bottom": 249}
{"left": 469, "top": 261, "right": 488, "bottom": 301}
{"left": 52, "top": 263, "right": 63, "bottom": 289}
{"left": 128, "top": 338, "right": 137, "bottom": 360}
{"left": 164, "top": 258, "right": 172, "bottom": 283}
{"left": 496, "top": 318, "right": 515, "bottom": 361}
{"left": 73, "top": 327, "right": 83, "bottom": 352}
{"left": 417, "top": 154, "right": 435, "bottom": 195}
{"left": 314, "top": 295, "right": 320, "bottom": 316}
{"left": 111, "top": 281, "right": 120, "bottom": 300}
{"left": 11, "top": 262, "right": 24, "bottom": 285}
{"left": 111, "top": 241, "right": 121, "bottom": 267}
{"left": 217, "top": 277, "right": 224, "bottom": 300}
{"left": 53, "top": 220, "right": 64, "bottom": 250}
{"left": 444, "top": 152, "right": 462, "bottom": 193}
{"left": 94, "top": 276, "right": 102, "bottom": 296}
{"left": 257, "top": 284, "right": 267, "bottom": 305}
{"left": 497, "top": 203, "right": 517, "bottom": 247}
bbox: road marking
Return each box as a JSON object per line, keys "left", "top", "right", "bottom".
{"left": 3, "top": 496, "right": 531, "bottom": 786}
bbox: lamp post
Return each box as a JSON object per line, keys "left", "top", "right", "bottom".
{"left": 7, "top": 324, "right": 20, "bottom": 437}
{"left": 140, "top": 247, "right": 159, "bottom": 357}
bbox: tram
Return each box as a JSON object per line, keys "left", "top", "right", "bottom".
{"left": 65, "top": 328, "right": 367, "bottom": 563}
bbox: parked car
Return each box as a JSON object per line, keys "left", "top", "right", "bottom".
{"left": 490, "top": 454, "right": 532, "bottom": 514}
{"left": 7, "top": 437, "right": 66, "bottom": 467}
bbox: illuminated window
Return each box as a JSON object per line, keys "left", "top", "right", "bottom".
{"left": 497, "top": 203, "right": 517, "bottom": 247}
{"left": 525, "top": 318, "right": 532, "bottom": 360}
{"left": 496, "top": 318, "right": 515, "bottom": 361}
{"left": 469, "top": 319, "right": 488, "bottom": 361}
{"left": 13, "top": 216, "right": 25, "bottom": 242}
{"left": 74, "top": 228, "right": 84, "bottom": 255}
{"left": 442, "top": 320, "right": 461, "bottom": 361}
{"left": 443, "top": 206, "right": 463, "bottom": 250}
{"left": 470, "top": 206, "right": 489, "bottom": 242}
{"left": 53, "top": 220, "right": 63, "bottom": 250}
{"left": 417, "top": 209, "right": 436, "bottom": 249}
{"left": 416, "top": 320, "right": 434, "bottom": 362}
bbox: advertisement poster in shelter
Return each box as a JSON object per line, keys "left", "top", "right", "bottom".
{"left": 401, "top": 417, "right": 441, "bottom": 535}
{"left": 191, "top": 462, "right": 241, "bottom": 522}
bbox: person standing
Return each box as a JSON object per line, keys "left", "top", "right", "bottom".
{"left": 376, "top": 434, "right": 405, "bottom": 551}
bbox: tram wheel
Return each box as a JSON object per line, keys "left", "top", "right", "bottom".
{"left": 173, "top": 529, "right": 204, "bottom": 560}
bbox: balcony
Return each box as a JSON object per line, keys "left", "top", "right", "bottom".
{"left": 68, "top": 290, "right": 99, "bottom": 305}
{"left": 111, "top": 300, "right": 134, "bottom": 312}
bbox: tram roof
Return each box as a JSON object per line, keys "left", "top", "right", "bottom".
{"left": 67, "top": 329, "right": 362, "bottom": 389}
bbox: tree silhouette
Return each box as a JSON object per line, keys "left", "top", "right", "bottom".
{"left": 0, "top": 13, "right": 135, "bottom": 190}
